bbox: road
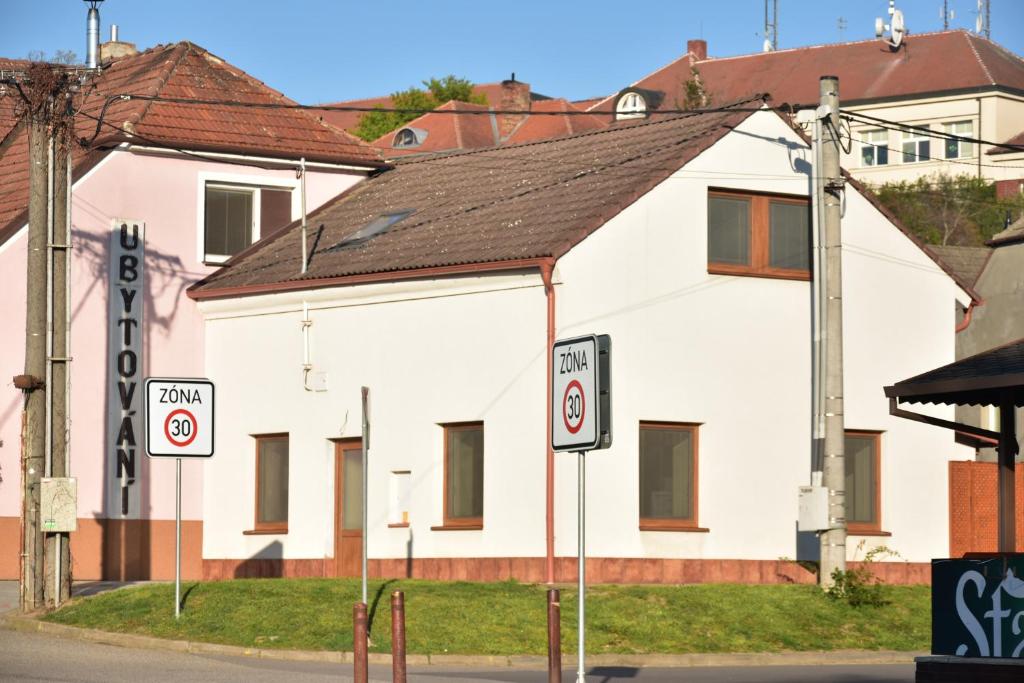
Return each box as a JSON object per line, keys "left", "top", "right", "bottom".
{"left": 0, "top": 628, "right": 916, "bottom": 683}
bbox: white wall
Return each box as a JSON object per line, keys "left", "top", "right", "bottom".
{"left": 199, "top": 110, "right": 971, "bottom": 567}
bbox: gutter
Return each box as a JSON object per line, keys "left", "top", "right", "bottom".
{"left": 123, "top": 144, "right": 381, "bottom": 173}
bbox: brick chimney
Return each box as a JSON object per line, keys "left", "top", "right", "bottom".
{"left": 499, "top": 75, "right": 530, "bottom": 139}
{"left": 101, "top": 24, "right": 138, "bottom": 63}
{"left": 687, "top": 39, "right": 707, "bottom": 61}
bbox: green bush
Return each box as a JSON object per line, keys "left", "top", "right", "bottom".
{"left": 825, "top": 566, "right": 888, "bottom": 607}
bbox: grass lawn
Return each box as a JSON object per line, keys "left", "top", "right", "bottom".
{"left": 45, "top": 578, "right": 930, "bottom": 655}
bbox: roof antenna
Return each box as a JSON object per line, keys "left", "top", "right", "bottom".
{"left": 940, "top": 1, "right": 954, "bottom": 30}
{"left": 84, "top": 0, "right": 104, "bottom": 69}
{"left": 875, "top": 1, "right": 907, "bottom": 50}
{"left": 762, "top": 0, "right": 778, "bottom": 52}
{"left": 975, "top": 0, "right": 991, "bottom": 39}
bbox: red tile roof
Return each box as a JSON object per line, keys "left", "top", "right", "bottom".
{"left": 503, "top": 99, "right": 606, "bottom": 145}
{"left": 189, "top": 104, "right": 759, "bottom": 298}
{"left": 589, "top": 30, "right": 1024, "bottom": 116}
{"left": 0, "top": 42, "right": 383, "bottom": 243}
{"left": 990, "top": 130, "right": 1024, "bottom": 155}
{"left": 318, "top": 81, "right": 551, "bottom": 133}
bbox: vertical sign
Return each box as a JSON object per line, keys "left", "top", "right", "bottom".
{"left": 107, "top": 220, "right": 144, "bottom": 517}
{"left": 551, "top": 334, "right": 612, "bottom": 452}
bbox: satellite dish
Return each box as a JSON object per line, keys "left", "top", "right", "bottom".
{"left": 890, "top": 9, "right": 905, "bottom": 47}
{"left": 875, "top": 17, "right": 884, "bottom": 38}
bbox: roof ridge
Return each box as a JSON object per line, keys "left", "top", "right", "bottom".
{"left": 587, "top": 53, "right": 694, "bottom": 112}
{"left": 395, "top": 99, "right": 760, "bottom": 167}
{"left": 963, "top": 32, "right": 996, "bottom": 85}
{"left": 126, "top": 43, "right": 191, "bottom": 129}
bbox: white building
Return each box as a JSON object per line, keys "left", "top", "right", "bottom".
{"left": 190, "top": 107, "right": 974, "bottom": 584}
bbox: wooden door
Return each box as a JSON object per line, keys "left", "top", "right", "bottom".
{"left": 334, "top": 439, "right": 364, "bottom": 577}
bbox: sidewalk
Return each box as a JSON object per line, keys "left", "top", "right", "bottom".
{"left": 0, "top": 580, "right": 138, "bottom": 614}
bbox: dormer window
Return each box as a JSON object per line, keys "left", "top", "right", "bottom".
{"left": 615, "top": 91, "right": 647, "bottom": 120}
{"left": 393, "top": 127, "right": 427, "bottom": 148}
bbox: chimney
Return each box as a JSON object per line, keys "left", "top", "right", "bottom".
{"left": 85, "top": 1, "right": 103, "bottom": 69}
{"left": 687, "top": 39, "right": 707, "bottom": 61}
{"left": 101, "top": 24, "right": 139, "bottom": 62}
{"left": 498, "top": 74, "right": 530, "bottom": 139}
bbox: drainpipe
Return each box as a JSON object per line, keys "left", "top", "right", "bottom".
{"left": 540, "top": 259, "right": 556, "bottom": 584}
{"left": 955, "top": 300, "right": 980, "bottom": 333}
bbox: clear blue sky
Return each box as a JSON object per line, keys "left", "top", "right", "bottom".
{"left": 3, "top": 1, "right": 1022, "bottom": 104}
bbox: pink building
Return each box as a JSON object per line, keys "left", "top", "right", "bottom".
{"left": 0, "top": 42, "right": 382, "bottom": 580}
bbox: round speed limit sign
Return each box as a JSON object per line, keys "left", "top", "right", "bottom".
{"left": 145, "top": 378, "right": 215, "bottom": 458}
{"left": 562, "top": 380, "right": 585, "bottom": 434}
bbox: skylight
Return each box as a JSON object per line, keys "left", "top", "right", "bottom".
{"left": 335, "top": 210, "right": 415, "bottom": 248}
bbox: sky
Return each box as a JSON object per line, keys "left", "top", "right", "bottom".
{"left": 2, "top": 1, "right": 1022, "bottom": 105}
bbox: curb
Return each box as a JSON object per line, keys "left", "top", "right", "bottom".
{"left": 0, "top": 613, "right": 925, "bottom": 668}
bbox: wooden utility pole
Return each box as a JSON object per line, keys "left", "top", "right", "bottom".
{"left": 17, "top": 64, "right": 74, "bottom": 612}
{"left": 819, "top": 76, "right": 847, "bottom": 588}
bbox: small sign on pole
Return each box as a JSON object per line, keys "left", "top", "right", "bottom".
{"left": 145, "top": 377, "right": 215, "bottom": 619}
{"left": 550, "top": 334, "right": 611, "bottom": 683}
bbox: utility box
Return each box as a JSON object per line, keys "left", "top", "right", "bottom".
{"left": 798, "top": 485, "right": 829, "bottom": 531}
{"left": 41, "top": 478, "right": 78, "bottom": 533}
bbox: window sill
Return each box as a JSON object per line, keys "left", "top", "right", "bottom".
{"left": 639, "top": 523, "right": 709, "bottom": 533}
{"left": 847, "top": 528, "right": 891, "bottom": 537}
{"left": 707, "top": 265, "right": 810, "bottom": 282}
{"left": 387, "top": 523, "right": 410, "bottom": 529}
{"left": 431, "top": 523, "right": 483, "bottom": 531}
{"left": 243, "top": 527, "right": 288, "bottom": 535}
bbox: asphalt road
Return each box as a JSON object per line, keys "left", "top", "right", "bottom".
{"left": 0, "top": 628, "right": 917, "bottom": 683}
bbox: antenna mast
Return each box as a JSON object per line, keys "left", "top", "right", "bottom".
{"left": 940, "top": 1, "right": 954, "bottom": 30}
{"left": 976, "top": 0, "right": 991, "bottom": 39}
{"left": 763, "top": 0, "right": 778, "bottom": 52}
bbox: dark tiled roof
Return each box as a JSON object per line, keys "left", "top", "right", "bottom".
{"left": 0, "top": 43, "right": 382, "bottom": 243}
{"left": 885, "top": 337, "right": 1024, "bottom": 407}
{"left": 190, "top": 105, "right": 758, "bottom": 298}
{"left": 988, "top": 214, "right": 1024, "bottom": 246}
{"left": 989, "top": 129, "right": 1024, "bottom": 155}
{"left": 924, "top": 245, "right": 992, "bottom": 287}
{"left": 589, "top": 30, "right": 1024, "bottom": 117}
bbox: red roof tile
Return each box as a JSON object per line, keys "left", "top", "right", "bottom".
{"left": 371, "top": 101, "right": 497, "bottom": 157}
{"left": 990, "top": 129, "right": 1024, "bottom": 155}
{"left": 190, "top": 104, "right": 758, "bottom": 298}
{"left": 0, "top": 42, "right": 383, "bottom": 243}
{"left": 503, "top": 99, "right": 606, "bottom": 145}
{"left": 590, "top": 30, "right": 1024, "bottom": 117}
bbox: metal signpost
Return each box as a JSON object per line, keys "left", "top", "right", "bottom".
{"left": 145, "top": 378, "right": 215, "bottom": 619}
{"left": 361, "top": 386, "right": 370, "bottom": 607}
{"left": 551, "top": 334, "right": 611, "bottom": 683}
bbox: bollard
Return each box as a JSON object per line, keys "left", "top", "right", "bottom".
{"left": 353, "top": 601, "right": 368, "bottom": 683}
{"left": 547, "top": 588, "right": 561, "bottom": 683}
{"left": 391, "top": 590, "right": 407, "bottom": 683}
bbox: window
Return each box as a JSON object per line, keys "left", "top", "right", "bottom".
{"left": 944, "top": 121, "right": 975, "bottom": 159}
{"left": 845, "top": 431, "right": 881, "bottom": 534}
{"left": 335, "top": 210, "right": 414, "bottom": 249}
{"left": 203, "top": 182, "right": 293, "bottom": 262}
{"left": 901, "top": 129, "right": 931, "bottom": 163}
{"left": 860, "top": 130, "right": 889, "bottom": 166}
{"left": 393, "top": 128, "right": 427, "bottom": 148}
{"left": 707, "top": 191, "right": 811, "bottom": 279}
{"left": 254, "top": 434, "right": 289, "bottom": 532}
{"left": 639, "top": 422, "right": 702, "bottom": 530}
{"left": 439, "top": 423, "right": 483, "bottom": 529}
{"left": 615, "top": 91, "right": 647, "bottom": 120}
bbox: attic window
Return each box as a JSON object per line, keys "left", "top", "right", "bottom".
{"left": 393, "top": 128, "right": 427, "bottom": 148}
{"left": 337, "top": 210, "right": 414, "bottom": 248}
{"left": 615, "top": 91, "right": 647, "bottom": 120}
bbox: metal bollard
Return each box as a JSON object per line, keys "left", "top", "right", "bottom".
{"left": 353, "top": 601, "right": 368, "bottom": 683}
{"left": 547, "top": 588, "right": 562, "bottom": 683}
{"left": 391, "top": 590, "right": 407, "bottom": 683}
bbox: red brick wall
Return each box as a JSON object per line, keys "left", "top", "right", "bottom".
{"left": 995, "top": 178, "right": 1024, "bottom": 200}
{"left": 948, "top": 460, "right": 1024, "bottom": 557}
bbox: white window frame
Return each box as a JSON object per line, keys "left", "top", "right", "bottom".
{"left": 615, "top": 92, "right": 647, "bottom": 120}
{"left": 901, "top": 129, "right": 932, "bottom": 164}
{"left": 860, "top": 129, "right": 889, "bottom": 167}
{"left": 943, "top": 120, "right": 975, "bottom": 159}
{"left": 196, "top": 172, "right": 300, "bottom": 264}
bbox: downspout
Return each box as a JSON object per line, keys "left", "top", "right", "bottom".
{"left": 955, "top": 300, "right": 980, "bottom": 333}
{"left": 540, "top": 259, "right": 556, "bottom": 585}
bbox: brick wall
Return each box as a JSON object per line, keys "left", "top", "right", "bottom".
{"left": 948, "top": 460, "right": 1024, "bottom": 557}
{"left": 995, "top": 178, "right": 1024, "bottom": 200}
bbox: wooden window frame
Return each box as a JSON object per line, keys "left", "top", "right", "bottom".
{"left": 638, "top": 421, "right": 708, "bottom": 532}
{"left": 845, "top": 430, "right": 888, "bottom": 536}
{"left": 707, "top": 189, "right": 811, "bottom": 281}
{"left": 247, "top": 433, "right": 289, "bottom": 535}
{"left": 432, "top": 422, "right": 484, "bottom": 531}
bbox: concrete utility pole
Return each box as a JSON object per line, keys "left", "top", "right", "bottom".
{"left": 819, "top": 76, "right": 847, "bottom": 588}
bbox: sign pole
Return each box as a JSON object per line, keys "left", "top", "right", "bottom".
{"left": 577, "top": 449, "right": 586, "bottom": 683}
{"left": 175, "top": 457, "right": 181, "bottom": 619}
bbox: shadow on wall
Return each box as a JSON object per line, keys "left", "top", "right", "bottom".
{"left": 233, "top": 540, "right": 284, "bottom": 579}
